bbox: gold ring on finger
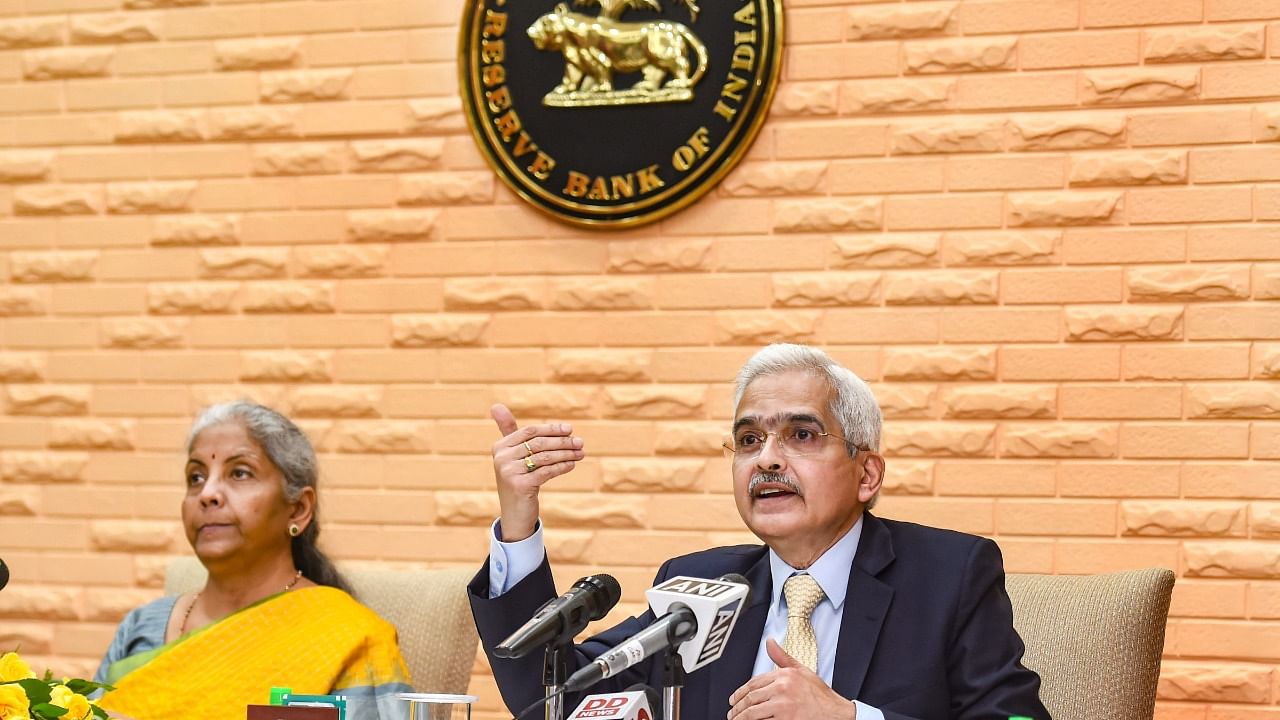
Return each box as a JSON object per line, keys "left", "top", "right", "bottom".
{"left": 525, "top": 456, "right": 537, "bottom": 472}
{"left": 523, "top": 441, "right": 534, "bottom": 456}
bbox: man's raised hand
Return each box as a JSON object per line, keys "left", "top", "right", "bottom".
{"left": 490, "top": 403, "right": 585, "bottom": 542}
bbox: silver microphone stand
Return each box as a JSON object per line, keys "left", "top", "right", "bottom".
{"left": 662, "top": 652, "right": 685, "bottom": 720}
{"left": 544, "top": 643, "right": 569, "bottom": 720}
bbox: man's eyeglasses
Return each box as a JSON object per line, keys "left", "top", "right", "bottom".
{"left": 722, "top": 423, "right": 863, "bottom": 459}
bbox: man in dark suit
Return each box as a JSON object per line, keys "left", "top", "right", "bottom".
{"left": 469, "top": 344, "right": 1048, "bottom": 720}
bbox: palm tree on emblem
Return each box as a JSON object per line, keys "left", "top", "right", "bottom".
{"left": 527, "top": 0, "right": 709, "bottom": 107}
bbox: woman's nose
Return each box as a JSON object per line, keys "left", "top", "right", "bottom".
{"left": 198, "top": 474, "right": 225, "bottom": 506}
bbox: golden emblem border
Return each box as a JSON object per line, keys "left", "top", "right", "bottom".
{"left": 456, "top": 0, "right": 785, "bottom": 230}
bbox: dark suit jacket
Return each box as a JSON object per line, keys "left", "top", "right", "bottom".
{"left": 468, "top": 512, "right": 1049, "bottom": 720}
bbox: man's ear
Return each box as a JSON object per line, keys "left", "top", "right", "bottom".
{"left": 857, "top": 452, "right": 885, "bottom": 504}
{"left": 289, "top": 486, "right": 316, "bottom": 534}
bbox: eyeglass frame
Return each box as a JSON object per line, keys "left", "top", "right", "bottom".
{"left": 721, "top": 420, "right": 868, "bottom": 460}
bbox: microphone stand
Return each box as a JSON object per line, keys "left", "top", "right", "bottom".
{"left": 543, "top": 641, "right": 570, "bottom": 720}
{"left": 662, "top": 652, "right": 684, "bottom": 720}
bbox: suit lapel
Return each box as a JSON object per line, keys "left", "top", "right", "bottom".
{"left": 703, "top": 548, "right": 772, "bottom": 718}
{"left": 832, "top": 512, "right": 895, "bottom": 700}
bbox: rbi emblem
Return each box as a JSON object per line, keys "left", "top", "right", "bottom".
{"left": 459, "top": 0, "right": 783, "bottom": 228}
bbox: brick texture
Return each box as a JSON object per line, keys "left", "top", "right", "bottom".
{"left": 2, "top": 2, "right": 1278, "bottom": 718}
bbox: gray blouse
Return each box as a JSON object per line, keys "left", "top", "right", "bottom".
{"left": 93, "top": 595, "right": 178, "bottom": 684}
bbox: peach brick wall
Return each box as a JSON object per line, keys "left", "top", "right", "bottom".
{"left": 0, "top": 0, "right": 1278, "bottom": 717}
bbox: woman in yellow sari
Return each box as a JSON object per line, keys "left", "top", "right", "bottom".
{"left": 94, "top": 402, "right": 411, "bottom": 720}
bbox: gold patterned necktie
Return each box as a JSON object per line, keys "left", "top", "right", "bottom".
{"left": 780, "top": 573, "right": 826, "bottom": 673}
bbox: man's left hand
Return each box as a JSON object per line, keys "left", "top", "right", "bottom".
{"left": 726, "top": 639, "right": 856, "bottom": 720}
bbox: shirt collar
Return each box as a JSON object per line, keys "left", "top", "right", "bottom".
{"left": 767, "top": 514, "right": 863, "bottom": 612}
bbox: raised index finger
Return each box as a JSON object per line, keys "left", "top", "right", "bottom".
{"left": 506, "top": 422, "right": 574, "bottom": 446}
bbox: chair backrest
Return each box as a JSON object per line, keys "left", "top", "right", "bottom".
{"left": 165, "top": 558, "right": 479, "bottom": 695}
{"left": 1006, "top": 567, "right": 1175, "bottom": 720}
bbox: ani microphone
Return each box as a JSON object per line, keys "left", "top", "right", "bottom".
{"left": 564, "top": 574, "right": 751, "bottom": 692}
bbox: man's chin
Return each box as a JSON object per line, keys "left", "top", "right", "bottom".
{"left": 744, "top": 510, "right": 804, "bottom": 543}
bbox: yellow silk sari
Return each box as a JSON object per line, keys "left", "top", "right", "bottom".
{"left": 100, "top": 586, "right": 411, "bottom": 720}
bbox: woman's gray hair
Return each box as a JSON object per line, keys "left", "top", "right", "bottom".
{"left": 187, "top": 401, "right": 349, "bottom": 592}
{"left": 733, "top": 343, "right": 883, "bottom": 454}
{"left": 189, "top": 401, "right": 316, "bottom": 503}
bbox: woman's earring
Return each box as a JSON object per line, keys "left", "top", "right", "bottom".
{"left": 288, "top": 523, "right": 301, "bottom": 537}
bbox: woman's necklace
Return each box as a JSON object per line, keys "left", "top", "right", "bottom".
{"left": 178, "top": 569, "right": 303, "bottom": 636}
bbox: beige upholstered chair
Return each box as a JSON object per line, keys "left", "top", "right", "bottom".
{"left": 1006, "top": 568, "right": 1175, "bottom": 720}
{"left": 165, "top": 558, "right": 479, "bottom": 695}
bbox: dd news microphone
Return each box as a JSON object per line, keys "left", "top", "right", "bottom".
{"left": 566, "top": 684, "right": 661, "bottom": 720}
{"left": 495, "top": 574, "right": 622, "bottom": 659}
{"left": 564, "top": 574, "right": 751, "bottom": 692}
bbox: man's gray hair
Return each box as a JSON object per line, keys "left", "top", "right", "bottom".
{"left": 733, "top": 343, "right": 883, "bottom": 454}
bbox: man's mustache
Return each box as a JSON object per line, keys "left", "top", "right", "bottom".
{"left": 748, "top": 472, "right": 801, "bottom": 496}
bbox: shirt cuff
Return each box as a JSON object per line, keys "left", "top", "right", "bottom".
{"left": 854, "top": 700, "right": 884, "bottom": 720}
{"left": 488, "top": 517, "right": 545, "bottom": 599}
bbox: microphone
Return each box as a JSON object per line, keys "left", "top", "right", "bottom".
{"left": 564, "top": 574, "right": 751, "bottom": 692}
{"left": 0, "top": 558, "right": 7, "bottom": 591}
{"left": 566, "top": 683, "right": 661, "bottom": 720}
{"left": 495, "top": 574, "right": 622, "bottom": 659}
